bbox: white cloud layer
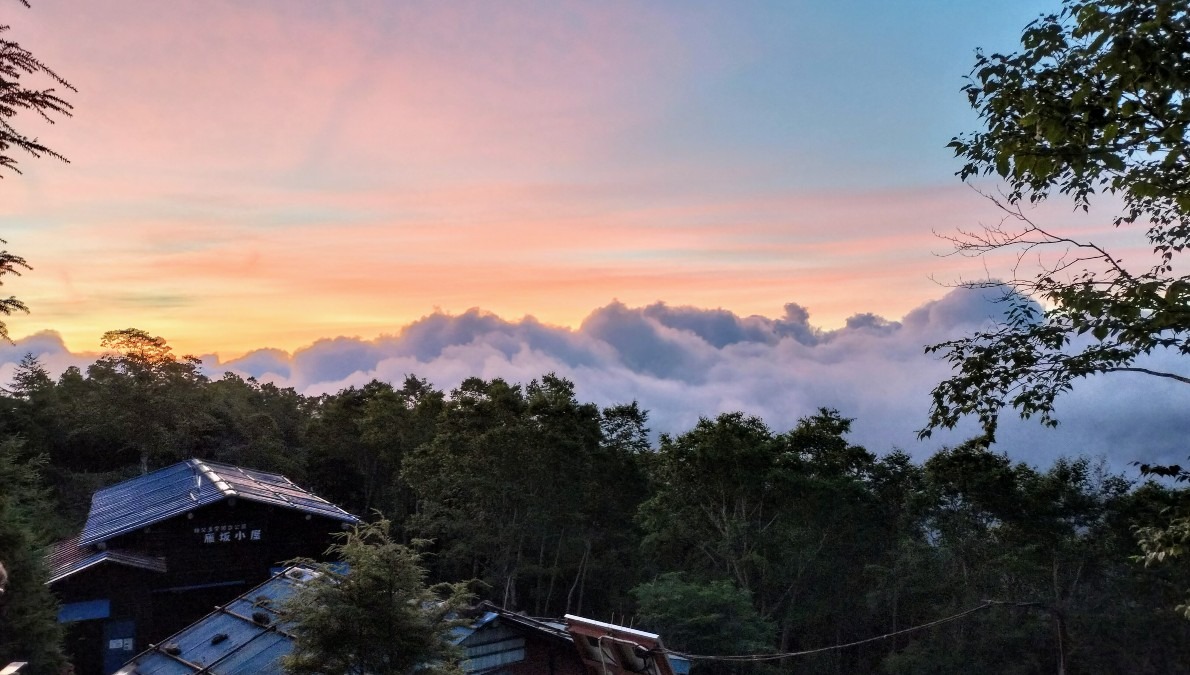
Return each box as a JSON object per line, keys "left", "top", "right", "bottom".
{"left": 3, "top": 289, "right": 1185, "bottom": 470}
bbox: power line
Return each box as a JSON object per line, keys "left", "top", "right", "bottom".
{"left": 662, "top": 600, "right": 1040, "bottom": 663}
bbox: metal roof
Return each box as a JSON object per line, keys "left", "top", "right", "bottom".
{"left": 114, "top": 567, "right": 314, "bottom": 675}
{"left": 455, "top": 604, "right": 690, "bottom": 675}
{"left": 115, "top": 576, "right": 690, "bottom": 675}
{"left": 566, "top": 614, "right": 686, "bottom": 675}
{"left": 46, "top": 536, "right": 167, "bottom": 585}
{"left": 80, "top": 459, "right": 359, "bottom": 546}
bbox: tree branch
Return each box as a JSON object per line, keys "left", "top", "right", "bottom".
{"left": 1102, "top": 366, "right": 1190, "bottom": 385}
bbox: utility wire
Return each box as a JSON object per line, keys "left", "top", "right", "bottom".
{"left": 662, "top": 600, "right": 1039, "bottom": 663}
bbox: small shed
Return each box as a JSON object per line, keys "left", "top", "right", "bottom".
{"left": 47, "top": 459, "right": 357, "bottom": 675}
{"left": 453, "top": 606, "right": 585, "bottom": 675}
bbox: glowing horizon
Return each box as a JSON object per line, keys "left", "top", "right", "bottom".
{"left": 3, "top": 0, "right": 1095, "bottom": 359}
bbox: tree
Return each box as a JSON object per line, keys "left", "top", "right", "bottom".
{"left": 202, "top": 372, "right": 309, "bottom": 475}
{"left": 566, "top": 402, "right": 652, "bottom": 617}
{"left": 1136, "top": 478, "right": 1190, "bottom": 619}
{"left": 281, "top": 519, "right": 471, "bottom": 675}
{"left": 403, "top": 375, "right": 609, "bottom": 615}
{"left": 1, "top": 0, "right": 75, "bottom": 341}
{"left": 1, "top": 0, "right": 73, "bottom": 175}
{"left": 0, "top": 438, "right": 65, "bottom": 675}
{"left": 0, "top": 244, "right": 29, "bottom": 343}
{"left": 637, "top": 410, "right": 893, "bottom": 669}
{"left": 80, "top": 329, "right": 211, "bottom": 472}
{"left": 632, "top": 573, "right": 775, "bottom": 675}
{"left": 305, "top": 377, "right": 443, "bottom": 520}
{"left": 881, "top": 443, "right": 1190, "bottom": 674}
{"left": 922, "top": 0, "right": 1190, "bottom": 441}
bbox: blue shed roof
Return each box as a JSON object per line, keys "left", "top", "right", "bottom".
{"left": 80, "top": 459, "right": 359, "bottom": 546}
{"left": 115, "top": 567, "right": 313, "bottom": 675}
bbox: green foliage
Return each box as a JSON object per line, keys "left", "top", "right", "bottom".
{"left": 35, "top": 330, "right": 312, "bottom": 478}
{"left": 85, "top": 330, "right": 210, "bottom": 473}
{"left": 925, "top": 0, "right": 1190, "bottom": 442}
{"left": 952, "top": 0, "right": 1190, "bottom": 227}
{"left": 0, "top": 438, "right": 65, "bottom": 674}
{"left": 1, "top": 337, "right": 1188, "bottom": 669}
{"left": 1138, "top": 513, "right": 1190, "bottom": 582}
{"left": 1, "top": 0, "right": 74, "bottom": 343}
{"left": 305, "top": 377, "right": 443, "bottom": 519}
{"left": 203, "top": 373, "right": 308, "bottom": 476}
{"left": 402, "top": 374, "right": 643, "bottom": 617}
{"left": 0, "top": 332, "right": 316, "bottom": 526}
{"left": 639, "top": 410, "right": 904, "bottom": 671}
{"left": 928, "top": 0, "right": 1190, "bottom": 628}
{"left": 0, "top": 245, "right": 30, "bottom": 344}
{"left": 1136, "top": 484, "right": 1190, "bottom": 620}
{"left": 577, "top": 401, "right": 653, "bottom": 615}
{"left": 65, "top": 328, "right": 214, "bottom": 472}
{"left": 890, "top": 445, "right": 1190, "bottom": 673}
{"left": 0, "top": 0, "right": 74, "bottom": 176}
{"left": 281, "top": 519, "right": 471, "bottom": 675}
{"left": 632, "top": 573, "right": 774, "bottom": 674}
{"left": 402, "top": 376, "right": 540, "bottom": 608}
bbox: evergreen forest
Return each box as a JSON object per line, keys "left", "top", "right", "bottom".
{"left": 3, "top": 330, "right": 1190, "bottom": 674}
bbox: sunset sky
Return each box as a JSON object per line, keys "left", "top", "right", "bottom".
{"left": 6, "top": 1, "right": 1175, "bottom": 461}
{"left": 4, "top": 0, "right": 1060, "bottom": 356}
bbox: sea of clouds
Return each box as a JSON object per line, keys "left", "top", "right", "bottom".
{"left": 3, "top": 287, "right": 1185, "bottom": 471}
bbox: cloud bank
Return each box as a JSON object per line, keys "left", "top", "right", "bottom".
{"left": 3, "top": 289, "right": 1184, "bottom": 470}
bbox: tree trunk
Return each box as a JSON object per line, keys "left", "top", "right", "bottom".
{"left": 567, "top": 539, "right": 590, "bottom": 615}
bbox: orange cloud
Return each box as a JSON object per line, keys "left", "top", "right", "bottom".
{"left": 0, "top": 3, "right": 1156, "bottom": 358}
{"left": 2, "top": 174, "right": 1147, "bottom": 359}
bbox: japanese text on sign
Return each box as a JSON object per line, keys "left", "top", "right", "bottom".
{"left": 194, "top": 523, "right": 261, "bottom": 544}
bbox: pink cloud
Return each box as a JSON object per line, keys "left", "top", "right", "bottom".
{"left": 1, "top": 3, "right": 1159, "bottom": 361}
{"left": 1, "top": 176, "right": 1154, "bottom": 358}
{"left": 10, "top": 1, "right": 685, "bottom": 191}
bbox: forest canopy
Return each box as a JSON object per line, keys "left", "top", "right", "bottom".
{"left": 4, "top": 333, "right": 1190, "bottom": 674}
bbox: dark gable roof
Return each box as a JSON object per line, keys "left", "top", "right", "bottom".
{"left": 80, "top": 459, "right": 359, "bottom": 547}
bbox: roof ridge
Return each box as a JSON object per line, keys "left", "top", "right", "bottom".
{"left": 196, "top": 460, "right": 238, "bottom": 497}
{"left": 225, "top": 463, "right": 298, "bottom": 507}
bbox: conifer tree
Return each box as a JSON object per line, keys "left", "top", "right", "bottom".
{"left": 281, "top": 519, "right": 471, "bottom": 675}
{"left": 0, "top": 438, "right": 65, "bottom": 674}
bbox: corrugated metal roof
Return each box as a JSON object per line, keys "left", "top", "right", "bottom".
{"left": 451, "top": 611, "right": 499, "bottom": 645}
{"left": 114, "top": 567, "right": 313, "bottom": 675}
{"left": 80, "top": 459, "right": 359, "bottom": 546}
{"left": 116, "top": 575, "right": 690, "bottom": 675}
{"left": 46, "top": 536, "right": 167, "bottom": 585}
{"left": 566, "top": 614, "right": 683, "bottom": 675}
